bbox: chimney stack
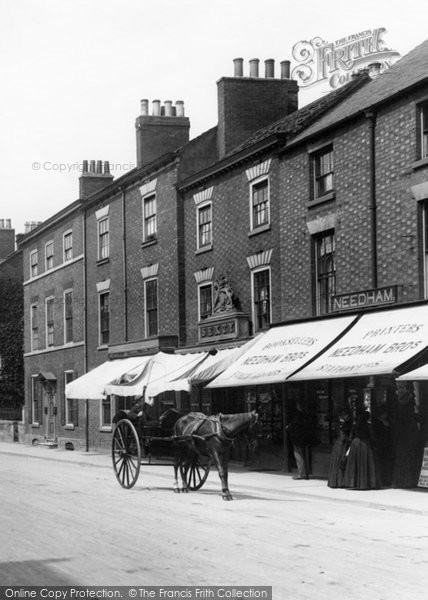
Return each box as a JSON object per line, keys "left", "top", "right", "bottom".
{"left": 79, "top": 160, "right": 114, "bottom": 199}
{"left": 0, "top": 218, "right": 15, "bottom": 259}
{"left": 217, "top": 57, "right": 298, "bottom": 157}
{"left": 136, "top": 99, "right": 190, "bottom": 168}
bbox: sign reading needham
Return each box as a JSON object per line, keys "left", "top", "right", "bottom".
{"left": 289, "top": 304, "right": 428, "bottom": 380}
{"left": 206, "top": 315, "right": 357, "bottom": 388}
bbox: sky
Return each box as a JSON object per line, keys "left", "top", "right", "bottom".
{"left": 0, "top": 0, "right": 427, "bottom": 238}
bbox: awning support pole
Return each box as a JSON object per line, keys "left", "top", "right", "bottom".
{"left": 85, "top": 399, "right": 89, "bottom": 453}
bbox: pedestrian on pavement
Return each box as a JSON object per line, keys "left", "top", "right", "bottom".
{"left": 342, "top": 401, "right": 378, "bottom": 490}
{"left": 328, "top": 409, "right": 352, "bottom": 488}
{"left": 286, "top": 401, "right": 314, "bottom": 480}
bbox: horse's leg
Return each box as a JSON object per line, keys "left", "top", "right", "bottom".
{"left": 180, "top": 446, "right": 190, "bottom": 493}
{"left": 211, "top": 445, "right": 233, "bottom": 501}
{"left": 173, "top": 446, "right": 181, "bottom": 493}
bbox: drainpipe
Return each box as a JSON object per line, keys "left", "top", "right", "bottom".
{"left": 366, "top": 110, "right": 378, "bottom": 288}
{"left": 121, "top": 187, "right": 128, "bottom": 341}
{"left": 83, "top": 211, "right": 89, "bottom": 452}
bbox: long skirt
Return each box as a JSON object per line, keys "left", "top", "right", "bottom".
{"left": 328, "top": 438, "right": 348, "bottom": 488}
{"left": 342, "top": 437, "right": 377, "bottom": 490}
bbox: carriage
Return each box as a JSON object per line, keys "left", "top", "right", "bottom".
{"left": 111, "top": 404, "right": 259, "bottom": 500}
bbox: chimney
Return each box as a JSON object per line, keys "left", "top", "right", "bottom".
{"left": 79, "top": 160, "right": 114, "bottom": 199}
{"left": 136, "top": 99, "right": 190, "bottom": 167}
{"left": 0, "top": 218, "right": 15, "bottom": 259}
{"left": 217, "top": 57, "right": 298, "bottom": 157}
{"left": 368, "top": 62, "right": 382, "bottom": 78}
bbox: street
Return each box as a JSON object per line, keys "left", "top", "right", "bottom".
{"left": 0, "top": 450, "right": 427, "bottom": 599}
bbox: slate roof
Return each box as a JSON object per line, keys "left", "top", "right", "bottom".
{"left": 227, "top": 71, "right": 371, "bottom": 155}
{"left": 289, "top": 38, "right": 428, "bottom": 146}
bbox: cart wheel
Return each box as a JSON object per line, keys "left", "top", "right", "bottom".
{"left": 112, "top": 419, "right": 141, "bottom": 489}
{"left": 180, "top": 454, "right": 211, "bottom": 490}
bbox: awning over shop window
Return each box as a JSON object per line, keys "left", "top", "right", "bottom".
{"left": 206, "top": 315, "right": 357, "bottom": 388}
{"left": 104, "top": 351, "right": 208, "bottom": 401}
{"left": 289, "top": 304, "right": 428, "bottom": 381}
{"left": 396, "top": 364, "right": 428, "bottom": 381}
{"left": 65, "top": 356, "right": 150, "bottom": 400}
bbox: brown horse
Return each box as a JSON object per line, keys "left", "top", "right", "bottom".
{"left": 170, "top": 410, "right": 259, "bottom": 501}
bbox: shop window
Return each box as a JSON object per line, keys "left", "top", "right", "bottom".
{"left": 143, "top": 194, "right": 157, "bottom": 242}
{"left": 145, "top": 278, "right": 158, "bottom": 337}
{"left": 99, "top": 291, "right": 110, "bottom": 345}
{"left": 101, "top": 395, "right": 112, "bottom": 428}
{"left": 250, "top": 177, "right": 270, "bottom": 230}
{"left": 314, "top": 230, "right": 336, "bottom": 315}
{"left": 198, "top": 283, "right": 213, "bottom": 320}
{"left": 311, "top": 146, "right": 334, "bottom": 200}
{"left": 64, "top": 371, "right": 78, "bottom": 426}
{"left": 252, "top": 268, "right": 271, "bottom": 332}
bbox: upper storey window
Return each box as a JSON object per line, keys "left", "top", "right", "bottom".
{"left": 418, "top": 102, "right": 428, "bottom": 159}
{"left": 251, "top": 178, "right": 270, "bottom": 230}
{"left": 312, "top": 146, "right": 334, "bottom": 200}
{"left": 143, "top": 194, "right": 157, "bottom": 242}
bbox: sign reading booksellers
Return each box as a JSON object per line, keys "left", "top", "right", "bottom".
{"left": 332, "top": 286, "right": 398, "bottom": 312}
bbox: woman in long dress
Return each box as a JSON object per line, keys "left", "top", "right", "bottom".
{"left": 342, "top": 408, "right": 378, "bottom": 490}
{"left": 328, "top": 410, "right": 352, "bottom": 488}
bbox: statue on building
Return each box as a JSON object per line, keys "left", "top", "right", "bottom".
{"left": 213, "top": 274, "right": 241, "bottom": 313}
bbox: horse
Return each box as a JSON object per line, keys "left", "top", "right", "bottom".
{"left": 165, "top": 410, "right": 259, "bottom": 501}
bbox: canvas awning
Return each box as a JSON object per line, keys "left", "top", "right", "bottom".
{"left": 289, "top": 304, "right": 428, "bottom": 381}
{"left": 65, "top": 356, "right": 150, "bottom": 400}
{"left": 396, "top": 364, "right": 428, "bottom": 381}
{"left": 104, "top": 351, "right": 208, "bottom": 400}
{"left": 206, "top": 315, "right": 357, "bottom": 388}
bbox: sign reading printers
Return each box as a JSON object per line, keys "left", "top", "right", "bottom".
{"left": 207, "top": 316, "right": 356, "bottom": 388}
{"left": 290, "top": 305, "right": 428, "bottom": 380}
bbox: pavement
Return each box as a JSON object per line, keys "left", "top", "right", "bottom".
{"left": 1, "top": 440, "right": 427, "bottom": 515}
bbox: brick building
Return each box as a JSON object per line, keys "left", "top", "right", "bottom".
{"left": 19, "top": 41, "right": 428, "bottom": 483}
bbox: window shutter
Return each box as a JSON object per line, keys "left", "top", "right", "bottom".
{"left": 60, "top": 373, "right": 66, "bottom": 426}
{"left": 74, "top": 399, "right": 79, "bottom": 427}
{"left": 28, "top": 377, "right": 33, "bottom": 424}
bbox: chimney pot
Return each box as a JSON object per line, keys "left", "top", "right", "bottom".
{"left": 368, "top": 62, "right": 382, "bottom": 78}
{"left": 152, "top": 100, "right": 161, "bottom": 116}
{"left": 280, "top": 60, "right": 291, "bottom": 79}
{"left": 265, "top": 59, "right": 275, "bottom": 78}
{"left": 82, "top": 160, "right": 88, "bottom": 173}
{"left": 90, "top": 160, "right": 96, "bottom": 173}
{"left": 164, "top": 100, "right": 173, "bottom": 116}
{"left": 175, "top": 100, "right": 185, "bottom": 117}
{"left": 140, "top": 99, "right": 149, "bottom": 116}
{"left": 104, "top": 161, "right": 110, "bottom": 175}
{"left": 249, "top": 58, "right": 260, "bottom": 77}
{"left": 6, "top": 219, "right": 11, "bottom": 229}
{"left": 0, "top": 219, "right": 4, "bottom": 229}
{"left": 96, "top": 160, "right": 103, "bottom": 174}
{"left": 233, "top": 58, "right": 244, "bottom": 77}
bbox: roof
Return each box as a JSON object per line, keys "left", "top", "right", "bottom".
{"left": 227, "top": 71, "right": 371, "bottom": 155}
{"left": 289, "top": 38, "right": 428, "bottom": 146}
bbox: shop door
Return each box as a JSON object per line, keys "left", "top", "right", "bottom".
{"left": 43, "top": 389, "right": 57, "bottom": 439}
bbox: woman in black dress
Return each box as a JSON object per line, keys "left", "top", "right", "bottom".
{"left": 328, "top": 410, "right": 352, "bottom": 488}
{"left": 342, "top": 406, "right": 378, "bottom": 490}
{"left": 392, "top": 382, "right": 423, "bottom": 489}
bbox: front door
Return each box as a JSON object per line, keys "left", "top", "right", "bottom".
{"left": 43, "top": 389, "right": 57, "bottom": 440}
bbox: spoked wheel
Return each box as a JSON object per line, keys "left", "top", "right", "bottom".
{"left": 180, "top": 454, "right": 211, "bottom": 490}
{"left": 112, "top": 419, "right": 141, "bottom": 488}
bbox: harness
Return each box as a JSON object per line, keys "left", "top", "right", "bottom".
{"left": 180, "top": 413, "right": 237, "bottom": 443}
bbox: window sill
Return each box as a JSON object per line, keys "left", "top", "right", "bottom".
{"left": 31, "top": 423, "right": 40, "bottom": 428}
{"left": 412, "top": 157, "right": 428, "bottom": 171}
{"left": 307, "top": 191, "right": 335, "bottom": 207}
{"left": 96, "top": 258, "right": 110, "bottom": 266}
{"left": 248, "top": 224, "right": 271, "bottom": 237}
{"left": 97, "top": 345, "right": 109, "bottom": 351}
{"left": 65, "top": 424, "right": 75, "bottom": 431}
{"left": 195, "top": 244, "right": 213, "bottom": 255}
{"left": 142, "top": 237, "right": 158, "bottom": 248}
{"left": 100, "top": 426, "right": 112, "bottom": 433}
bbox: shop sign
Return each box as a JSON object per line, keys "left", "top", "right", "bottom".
{"left": 332, "top": 286, "right": 397, "bottom": 312}
{"left": 200, "top": 319, "right": 236, "bottom": 340}
{"left": 291, "top": 28, "right": 400, "bottom": 90}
